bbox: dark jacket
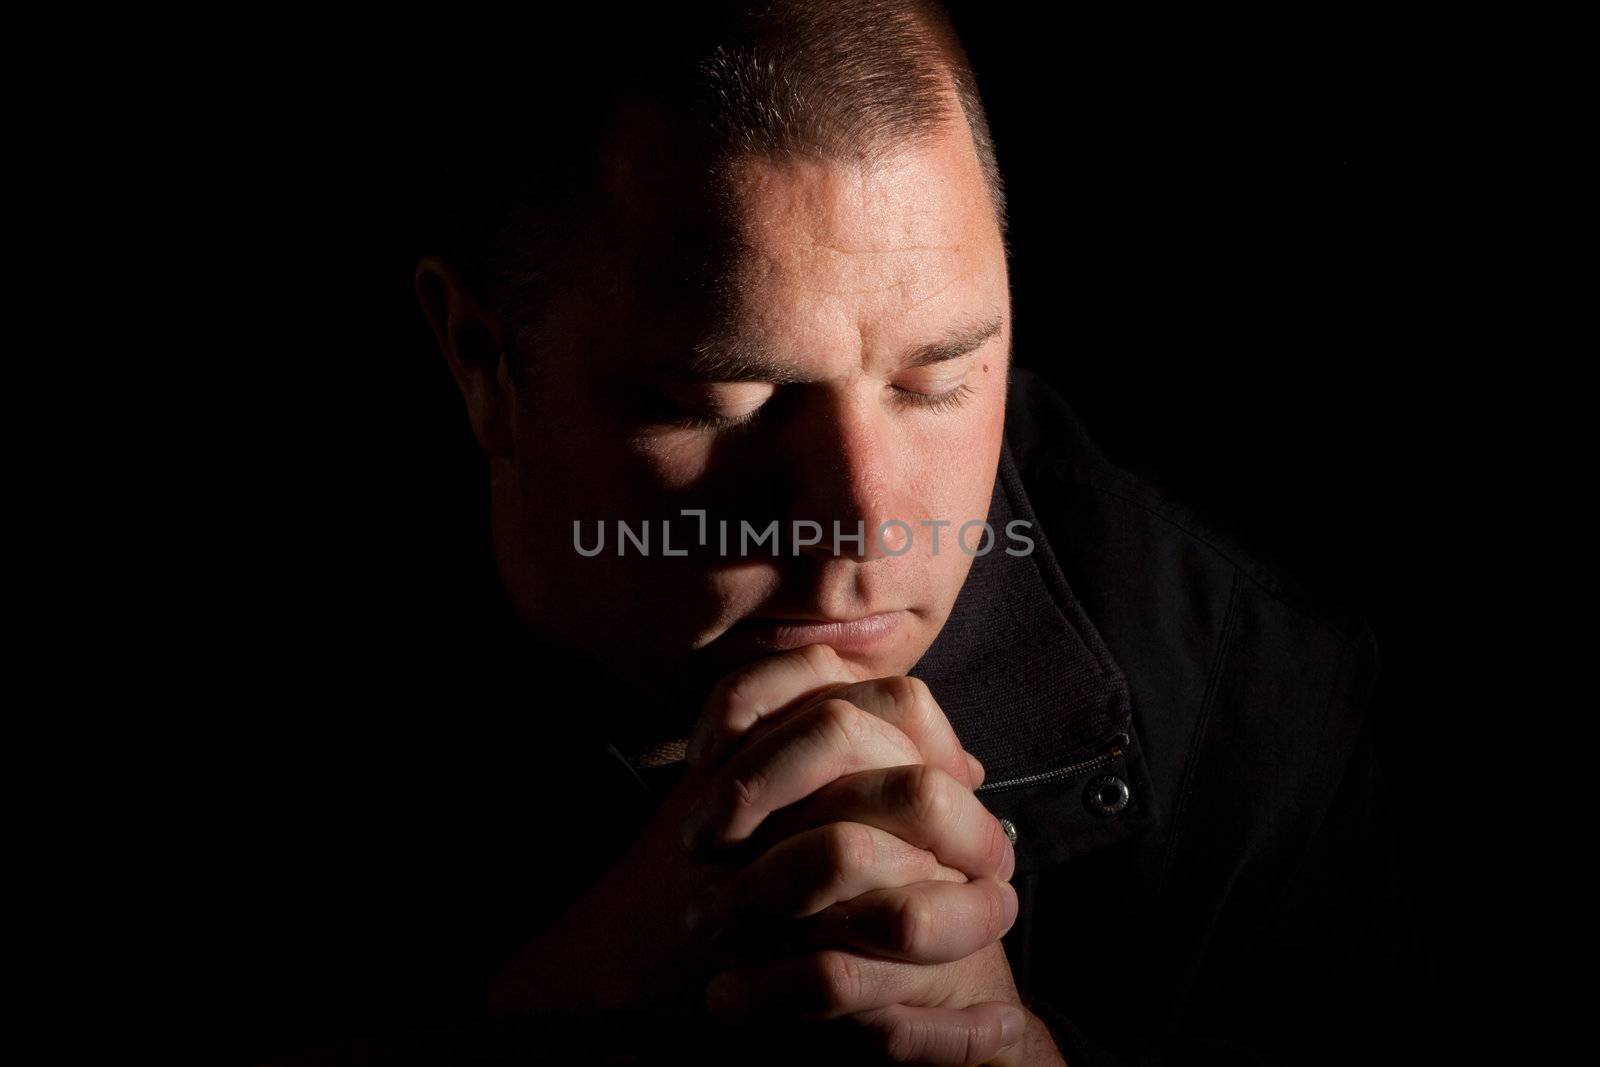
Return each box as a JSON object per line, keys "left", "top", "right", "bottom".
{"left": 923, "top": 367, "right": 1403, "bottom": 1064}
{"left": 240, "top": 365, "right": 1410, "bottom": 1065}
{"left": 626, "top": 364, "right": 1400, "bottom": 1065}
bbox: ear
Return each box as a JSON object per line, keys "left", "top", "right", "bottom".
{"left": 414, "top": 255, "right": 516, "bottom": 459}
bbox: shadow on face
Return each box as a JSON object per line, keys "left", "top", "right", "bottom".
{"left": 476, "top": 98, "right": 1013, "bottom": 732}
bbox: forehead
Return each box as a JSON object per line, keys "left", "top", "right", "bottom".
{"left": 594, "top": 116, "right": 1006, "bottom": 375}
{"left": 725, "top": 133, "right": 991, "bottom": 274}
{"left": 716, "top": 128, "right": 1003, "bottom": 338}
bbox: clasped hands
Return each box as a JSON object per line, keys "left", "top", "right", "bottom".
{"left": 672, "top": 642, "right": 1064, "bottom": 1065}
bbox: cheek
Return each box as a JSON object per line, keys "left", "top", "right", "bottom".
{"left": 514, "top": 380, "right": 702, "bottom": 514}
{"left": 905, "top": 382, "right": 1007, "bottom": 501}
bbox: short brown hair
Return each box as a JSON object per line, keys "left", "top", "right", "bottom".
{"left": 421, "top": 1, "right": 1007, "bottom": 377}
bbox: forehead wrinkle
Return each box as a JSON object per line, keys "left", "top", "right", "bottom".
{"left": 774, "top": 238, "right": 962, "bottom": 300}
{"left": 805, "top": 239, "right": 958, "bottom": 255}
{"left": 894, "top": 261, "right": 965, "bottom": 316}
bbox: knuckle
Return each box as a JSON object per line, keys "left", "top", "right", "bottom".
{"left": 902, "top": 675, "right": 937, "bottom": 720}
{"left": 901, "top": 838, "right": 942, "bottom": 881}
{"left": 888, "top": 889, "right": 934, "bottom": 956}
{"left": 727, "top": 766, "right": 768, "bottom": 814}
{"left": 815, "top": 950, "right": 865, "bottom": 1014}
{"left": 825, "top": 821, "right": 877, "bottom": 879}
{"left": 717, "top": 671, "right": 770, "bottom": 721}
{"left": 886, "top": 677, "right": 943, "bottom": 743}
{"left": 814, "top": 697, "right": 868, "bottom": 751}
{"left": 900, "top": 763, "right": 954, "bottom": 827}
{"left": 876, "top": 1010, "right": 931, "bottom": 1063}
{"left": 877, "top": 673, "right": 923, "bottom": 709}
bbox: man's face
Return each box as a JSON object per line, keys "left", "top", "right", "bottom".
{"left": 489, "top": 110, "right": 1011, "bottom": 724}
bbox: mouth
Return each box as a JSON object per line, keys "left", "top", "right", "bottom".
{"left": 730, "top": 610, "right": 907, "bottom": 653}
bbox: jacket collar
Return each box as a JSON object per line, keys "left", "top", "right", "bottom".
{"left": 908, "top": 432, "right": 1137, "bottom": 785}
{"left": 902, "top": 391, "right": 1159, "bottom": 873}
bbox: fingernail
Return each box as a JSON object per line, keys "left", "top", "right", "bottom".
{"left": 965, "top": 752, "right": 984, "bottom": 784}
{"left": 679, "top": 798, "right": 711, "bottom": 855}
{"left": 1000, "top": 1008, "right": 1026, "bottom": 1047}
{"left": 1001, "top": 880, "right": 1019, "bottom": 930}
{"left": 1000, "top": 837, "right": 1016, "bottom": 881}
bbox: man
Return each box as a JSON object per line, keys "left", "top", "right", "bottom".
{"left": 257, "top": 2, "right": 1404, "bottom": 1063}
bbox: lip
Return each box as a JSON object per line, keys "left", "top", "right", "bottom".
{"left": 732, "top": 610, "right": 906, "bottom": 653}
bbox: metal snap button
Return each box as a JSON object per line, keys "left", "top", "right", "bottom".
{"left": 999, "top": 817, "right": 1018, "bottom": 844}
{"left": 1084, "top": 775, "right": 1130, "bottom": 817}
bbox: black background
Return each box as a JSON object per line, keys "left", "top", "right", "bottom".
{"left": 199, "top": 8, "right": 1498, "bottom": 1062}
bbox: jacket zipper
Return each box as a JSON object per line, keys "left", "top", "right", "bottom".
{"left": 974, "top": 732, "right": 1129, "bottom": 796}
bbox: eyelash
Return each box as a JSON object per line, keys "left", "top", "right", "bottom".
{"left": 894, "top": 381, "right": 976, "bottom": 415}
{"left": 674, "top": 409, "right": 761, "bottom": 432}
{"left": 670, "top": 382, "right": 976, "bottom": 431}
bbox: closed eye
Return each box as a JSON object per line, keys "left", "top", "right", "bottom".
{"left": 653, "top": 381, "right": 774, "bottom": 431}
{"left": 653, "top": 379, "right": 978, "bottom": 432}
{"left": 670, "top": 407, "right": 764, "bottom": 431}
{"left": 889, "top": 381, "right": 976, "bottom": 413}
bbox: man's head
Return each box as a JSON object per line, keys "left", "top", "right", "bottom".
{"left": 415, "top": 1, "right": 1012, "bottom": 738}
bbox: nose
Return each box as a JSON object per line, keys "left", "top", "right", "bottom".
{"left": 780, "top": 387, "right": 907, "bottom": 563}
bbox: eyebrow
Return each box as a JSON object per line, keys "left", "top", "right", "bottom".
{"left": 674, "top": 313, "right": 1005, "bottom": 385}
